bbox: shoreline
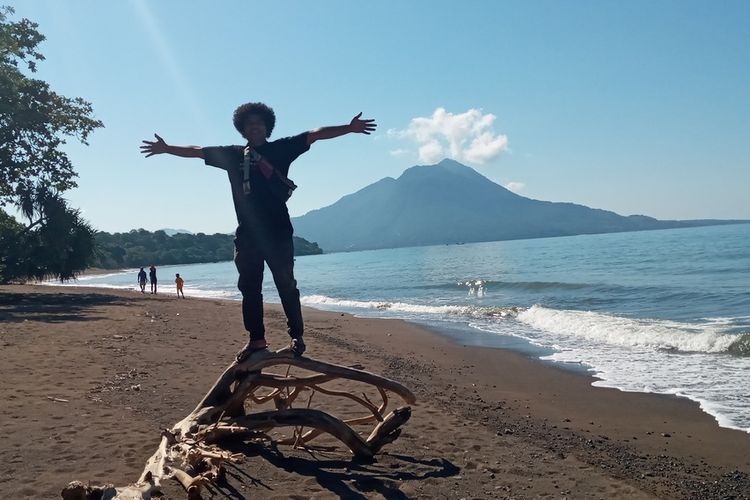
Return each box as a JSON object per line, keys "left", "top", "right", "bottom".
{"left": 2, "top": 284, "right": 750, "bottom": 498}
{"left": 43, "top": 277, "right": 749, "bottom": 435}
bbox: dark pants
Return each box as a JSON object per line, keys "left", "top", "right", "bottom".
{"left": 234, "top": 231, "right": 303, "bottom": 342}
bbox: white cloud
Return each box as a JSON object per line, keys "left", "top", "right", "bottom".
{"left": 418, "top": 140, "right": 443, "bottom": 163}
{"left": 389, "top": 148, "right": 409, "bottom": 157}
{"left": 389, "top": 107, "right": 509, "bottom": 164}
{"left": 505, "top": 181, "right": 525, "bottom": 193}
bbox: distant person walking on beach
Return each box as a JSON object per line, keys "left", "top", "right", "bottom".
{"left": 149, "top": 265, "right": 157, "bottom": 294}
{"left": 137, "top": 267, "right": 147, "bottom": 293}
{"left": 140, "top": 102, "right": 375, "bottom": 360}
{"left": 175, "top": 273, "right": 185, "bottom": 298}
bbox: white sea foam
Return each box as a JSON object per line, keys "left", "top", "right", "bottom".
{"left": 40, "top": 282, "right": 137, "bottom": 291}
{"left": 302, "top": 295, "right": 469, "bottom": 314}
{"left": 517, "top": 305, "right": 739, "bottom": 354}
{"left": 182, "top": 287, "right": 238, "bottom": 300}
{"left": 700, "top": 316, "right": 750, "bottom": 324}
{"left": 300, "top": 294, "right": 518, "bottom": 318}
{"left": 302, "top": 294, "right": 750, "bottom": 432}
{"left": 524, "top": 312, "right": 750, "bottom": 433}
{"left": 75, "top": 271, "right": 133, "bottom": 281}
{"left": 302, "top": 296, "right": 741, "bottom": 354}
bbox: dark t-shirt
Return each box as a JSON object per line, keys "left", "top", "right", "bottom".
{"left": 203, "top": 133, "right": 310, "bottom": 237}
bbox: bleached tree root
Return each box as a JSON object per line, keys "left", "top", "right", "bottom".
{"left": 62, "top": 347, "right": 416, "bottom": 499}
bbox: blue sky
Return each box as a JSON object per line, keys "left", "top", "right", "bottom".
{"left": 9, "top": 0, "right": 750, "bottom": 233}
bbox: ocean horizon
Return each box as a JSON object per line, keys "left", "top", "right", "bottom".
{"left": 55, "top": 223, "right": 750, "bottom": 433}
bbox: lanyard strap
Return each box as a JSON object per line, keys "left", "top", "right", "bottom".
{"left": 242, "top": 146, "right": 275, "bottom": 194}
{"left": 241, "top": 146, "right": 297, "bottom": 198}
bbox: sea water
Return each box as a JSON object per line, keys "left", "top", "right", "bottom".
{"left": 62, "top": 223, "right": 750, "bottom": 432}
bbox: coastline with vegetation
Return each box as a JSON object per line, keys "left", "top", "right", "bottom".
{"left": 91, "top": 229, "right": 323, "bottom": 269}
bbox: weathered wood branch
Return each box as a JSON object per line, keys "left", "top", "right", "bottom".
{"left": 63, "top": 347, "right": 415, "bottom": 499}
{"left": 309, "top": 383, "right": 383, "bottom": 420}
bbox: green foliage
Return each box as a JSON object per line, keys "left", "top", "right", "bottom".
{"left": 0, "top": 193, "right": 96, "bottom": 282}
{"left": 0, "top": 7, "right": 102, "bottom": 282}
{"left": 92, "top": 229, "right": 323, "bottom": 269}
{"left": 0, "top": 6, "right": 103, "bottom": 206}
{"left": 0, "top": 209, "right": 23, "bottom": 280}
{"left": 292, "top": 236, "right": 325, "bottom": 257}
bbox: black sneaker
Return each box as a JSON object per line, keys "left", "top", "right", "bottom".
{"left": 236, "top": 340, "right": 268, "bottom": 362}
{"left": 290, "top": 337, "right": 306, "bottom": 357}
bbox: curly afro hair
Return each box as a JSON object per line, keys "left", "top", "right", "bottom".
{"left": 233, "top": 102, "right": 276, "bottom": 138}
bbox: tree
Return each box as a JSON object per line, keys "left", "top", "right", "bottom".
{"left": 0, "top": 6, "right": 102, "bottom": 204}
{"left": 0, "top": 6, "right": 103, "bottom": 282}
{"left": 88, "top": 229, "right": 323, "bottom": 270}
{"left": 1, "top": 189, "right": 96, "bottom": 281}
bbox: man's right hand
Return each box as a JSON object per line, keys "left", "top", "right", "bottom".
{"left": 140, "top": 135, "right": 204, "bottom": 159}
{"left": 140, "top": 134, "right": 168, "bottom": 157}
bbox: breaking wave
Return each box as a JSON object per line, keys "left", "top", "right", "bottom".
{"left": 300, "top": 295, "right": 520, "bottom": 318}
{"left": 517, "top": 305, "right": 749, "bottom": 356}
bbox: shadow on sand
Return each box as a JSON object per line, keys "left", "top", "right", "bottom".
{"left": 0, "top": 290, "right": 137, "bottom": 323}
{"left": 201, "top": 441, "right": 459, "bottom": 499}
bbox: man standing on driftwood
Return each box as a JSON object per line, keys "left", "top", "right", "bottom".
{"left": 140, "top": 103, "right": 376, "bottom": 361}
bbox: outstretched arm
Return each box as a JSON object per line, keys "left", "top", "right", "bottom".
{"left": 140, "top": 134, "right": 204, "bottom": 159}
{"left": 306, "top": 113, "right": 377, "bottom": 146}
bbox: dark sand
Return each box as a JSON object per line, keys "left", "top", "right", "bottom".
{"left": 1, "top": 285, "right": 749, "bottom": 499}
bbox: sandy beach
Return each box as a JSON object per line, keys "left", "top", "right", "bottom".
{"left": 1, "top": 284, "right": 749, "bottom": 499}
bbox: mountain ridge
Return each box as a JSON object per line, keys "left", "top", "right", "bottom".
{"left": 292, "top": 159, "right": 748, "bottom": 252}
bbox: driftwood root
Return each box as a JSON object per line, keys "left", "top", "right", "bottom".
{"left": 64, "top": 347, "right": 416, "bottom": 499}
